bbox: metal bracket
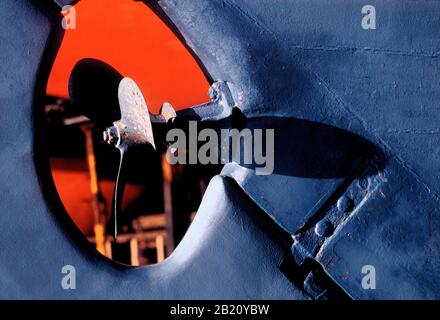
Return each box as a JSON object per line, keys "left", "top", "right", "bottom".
{"left": 287, "top": 158, "right": 385, "bottom": 298}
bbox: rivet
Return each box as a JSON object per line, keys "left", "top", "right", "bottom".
{"left": 314, "top": 220, "right": 334, "bottom": 237}
{"left": 337, "top": 196, "right": 354, "bottom": 213}
{"left": 358, "top": 178, "right": 369, "bottom": 190}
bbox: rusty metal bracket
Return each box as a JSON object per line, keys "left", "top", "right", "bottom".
{"left": 288, "top": 158, "right": 386, "bottom": 298}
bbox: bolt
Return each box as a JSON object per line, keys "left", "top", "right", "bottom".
{"left": 314, "top": 220, "right": 334, "bottom": 237}
{"left": 102, "top": 125, "right": 119, "bottom": 145}
{"left": 337, "top": 196, "right": 354, "bottom": 213}
{"left": 208, "top": 86, "right": 219, "bottom": 101}
{"left": 358, "top": 178, "right": 369, "bottom": 190}
{"left": 160, "top": 102, "right": 176, "bottom": 123}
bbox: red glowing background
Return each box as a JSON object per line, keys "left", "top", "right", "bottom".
{"left": 47, "top": 0, "right": 209, "bottom": 235}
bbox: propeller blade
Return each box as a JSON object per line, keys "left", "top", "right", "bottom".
{"left": 69, "top": 60, "right": 157, "bottom": 240}
{"left": 68, "top": 58, "right": 123, "bottom": 128}
{"left": 110, "top": 147, "right": 126, "bottom": 240}
{"left": 106, "top": 77, "right": 157, "bottom": 240}
{"left": 115, "top": 77, "right": 156, "bottom": 150}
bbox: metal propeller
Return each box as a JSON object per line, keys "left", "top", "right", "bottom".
{"left": 103, "top": 77, "right": 157, "bottom": 240}
{"left": 69, "top": 59, "right": 161, "bottom": 240}
{"left": 68, "top": 58, "right": 376, "bottom": 244}
{"left": 69, "top": 59, "right": 238, "bottom": 240}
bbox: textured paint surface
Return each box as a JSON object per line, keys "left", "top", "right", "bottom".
{"left": 153, "top": 0, "right": 440, "bottom": 298}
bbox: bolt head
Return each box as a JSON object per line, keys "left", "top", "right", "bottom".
{"left": 103, "top": 126, "right": 119, "bottom": 145}
{"left": 208, "top": 86, "right": 219, "bottom": 101}
{"left": 358, "top": 178, "right": 369, "bottom": 190}
{"left": 314, "top": 220, "right": 334, "bottom": 237}
{"left": 337, "top": 196, "right": 354, "bottom": 213}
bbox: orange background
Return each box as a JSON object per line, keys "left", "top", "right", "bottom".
{"left": 47, "top": 0, "right": 209, "bottom": 113}
{"left": 47, "top": 0, "right": 209, "bottom": 235}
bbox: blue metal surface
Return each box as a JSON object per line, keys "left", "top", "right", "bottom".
{"left": 0, "top": 0, "right": 439, "bottom": 299}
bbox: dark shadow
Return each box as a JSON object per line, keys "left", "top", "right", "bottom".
{"left": 224, "top": 116, "right": 385, "bottom": 179}
{"left": 69, "top": 58, "right": 123, "bottom": 129}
